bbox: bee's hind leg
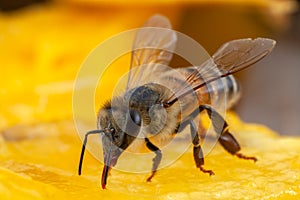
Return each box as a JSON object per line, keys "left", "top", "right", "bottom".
{"left": 189, "top": 120, "right": 215, "bottom": 176}
{"left": 145, "top": 138, "right": 162, "bottom": 182}
{"left": 199, "top": 105, "right": 257, "bottom": 162}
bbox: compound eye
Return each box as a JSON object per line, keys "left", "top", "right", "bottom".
{"left": 130, "top": 109, "right": 141, "bottom": 126}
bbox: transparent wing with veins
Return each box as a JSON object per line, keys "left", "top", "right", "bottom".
{"left": 165, "top": 38, "right": 276, "bottom": 106}
{"left": 126, "top": 14, "right": 177, "bottom": 90}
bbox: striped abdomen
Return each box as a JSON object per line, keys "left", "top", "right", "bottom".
{"left": 206, "top": 74, "right": 241, "bottom": 110}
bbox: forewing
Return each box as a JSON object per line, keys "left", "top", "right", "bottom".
{"left": 212, "top": 38, "right": 276, "bottom": 74}
{"left": 165, "top": 38, "right": 276, "bottom": 105}
{"left": 126, "top": 15, "right": 177, "bottom": 90}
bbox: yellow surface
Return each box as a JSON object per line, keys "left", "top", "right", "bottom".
{"left": 0, "top": 114, "right": 300, "bottom": 199}
{"left": 0, "top": 1, "right": 299, "bottom": 199}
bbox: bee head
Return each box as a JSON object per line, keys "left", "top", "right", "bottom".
{"left": 97, "top": 105, "right": 141, "bottom": 189}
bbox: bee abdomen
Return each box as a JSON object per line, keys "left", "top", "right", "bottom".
{"left": 207, "top": 75, "right": 241, "bottom": 109}
{"left": 225, "top": 75, "right": 241, "bottom": 108}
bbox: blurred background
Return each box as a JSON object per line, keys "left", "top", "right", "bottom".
{"left": 0, "top": 0, "right": 299, "bottom": 135}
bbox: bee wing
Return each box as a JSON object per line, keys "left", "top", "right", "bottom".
{"left": 126, "top": 14, "right": 177, "bottom": 90}
{"left": 165, "top": 38, "right": 276, "bottom": 105}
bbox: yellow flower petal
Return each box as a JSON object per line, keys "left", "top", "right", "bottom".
{"left": 1, "top": 115, "right": 300, "bottom": 199}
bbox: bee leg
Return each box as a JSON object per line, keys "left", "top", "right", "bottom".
{"left": 190, "top": 120, "right": 215, "bottom": 176}
{"left": 145, "top": 138, "right": 162, "bottom": 182}
{"left": 199, "top": 105, "right": 257, "bottom": 162}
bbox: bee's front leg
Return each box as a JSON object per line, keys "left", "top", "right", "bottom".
{"left": 190, "top": 120, "right": 215, "bottom": 176}
{"left": 199, "top": 105, "right": 257, "bottom": 162}
{"left": 145, "top": 138, "right": 162, "bottom": 182}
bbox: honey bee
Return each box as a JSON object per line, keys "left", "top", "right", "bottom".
{"left": 78, "top": 15, "right": 276, "bottom": 189}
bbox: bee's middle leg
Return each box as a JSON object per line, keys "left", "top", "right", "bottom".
{"left": 145, "top": 138, "right": 162, "bottom": 182}
{"left": 189, "top": 120, "right": 215, "bottom": 176}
